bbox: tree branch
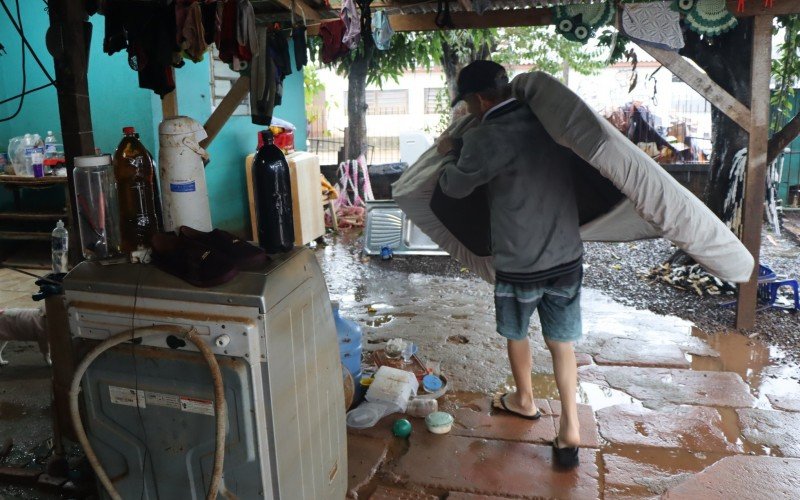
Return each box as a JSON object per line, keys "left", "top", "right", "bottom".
{"left": 768, "top": 111, "right": 800, "bottom": 164}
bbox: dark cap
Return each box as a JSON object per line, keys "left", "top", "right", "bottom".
{"left": 451, "top": 60, "right": 509, "bottom": 107}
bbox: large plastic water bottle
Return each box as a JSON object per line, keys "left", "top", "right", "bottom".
{"left": 332, "top": 301, "right": 363, "bottom": 393}
{"left": 51, "top": 220, "right": 69, "bottom": 273}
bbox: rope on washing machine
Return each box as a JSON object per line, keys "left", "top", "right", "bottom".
{"left": 69, "top": 325, "right": 227, "bottom": 500}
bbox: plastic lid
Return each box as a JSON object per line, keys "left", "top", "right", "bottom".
{"left": 47, "top": 130, "right": 53, "bottom": 135}
{"left": 74, "top": 154, "right": 112, "bottom": 168}
{"left": 422, "top": 374, "right": 443, "bottom": 392}
{"left": 425, "top": 411, "right": 454, "bottom": 427}
{"left": 56, "top": 220, "right": 64, "bottom": 228}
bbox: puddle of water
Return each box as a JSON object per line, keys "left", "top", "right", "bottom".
{"left": 602, "top": 444, "right": 726, "bottom": 497}
{"left": 716, "top": 407, "right": 770, "bottom": 456}
{"left": 502, "top": 374, "right": 643, "bottom": 411}
{"left": 365, "top": 315, "right": 394, "bottom": 328}
{"left": 690, "top": 327, "right": 800, "bottom": 407}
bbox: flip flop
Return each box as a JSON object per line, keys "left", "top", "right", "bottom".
{"left": 493, "top": 392, "right": 542, "bottom": 420}
{"left": 552, "top": 436, "right": 580, "bottom": 468}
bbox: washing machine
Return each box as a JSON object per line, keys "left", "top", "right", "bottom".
{"left": 64, "top": 248, "right": 346, "bottom": 499}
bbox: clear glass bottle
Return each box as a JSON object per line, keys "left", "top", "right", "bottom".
{"left": 113, "top": 127, "right": 162, "bottom": 253}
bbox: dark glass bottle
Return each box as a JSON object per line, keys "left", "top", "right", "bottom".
{"left": 253, "top": 130, "right": 294, "bottom": 253}
{"left": 113, "top": 127, "right": 162, "bottom": 252}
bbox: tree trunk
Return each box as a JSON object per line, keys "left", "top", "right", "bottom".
{"left": 346, "top": 44, "right": 375, "bottom": 159}
{"left": 439, "top": 37, "right": 493, "bottom": 118}
{"left": 680, "top": 19, "right": 753, "bottom": 220}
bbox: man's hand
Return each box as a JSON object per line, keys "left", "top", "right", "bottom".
{"left": 437, "top": 134, "right": 462, "bottom": 156}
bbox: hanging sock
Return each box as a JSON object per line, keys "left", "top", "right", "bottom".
{"left": 200, "top": 0, "right": 218, "bottom": 45}
{"left": 251, "top": 27, "right": 277, "bottom": 126}
{"left": 293, "top": 25, "right": 308, "bottom": 70}
{"left": 372, "top": 11, "right": 394, "bottom": 50}
{"left": 472, "top": 0, "right": 491, "bottom": 15}
{"left": 341, "top": 0, "right": 361, "bottom": 49}
{"left": 622, "top": 1, "right": 684, "bottom": 51}
{"left": 435, "top": 0, "right": 454, "bottom": 29}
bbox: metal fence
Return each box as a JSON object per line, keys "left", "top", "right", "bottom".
{"left": 307, "top": 136, "right": 401, "bottom": 166}
{"left": 778, "top": 149, "right": 800, "bottom": 209}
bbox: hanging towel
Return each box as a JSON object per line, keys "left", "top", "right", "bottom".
{"left": 372, "top": 10, "right": 394, "bottom": 50}
{"left": 341, "top": 0, "right": 361, "bottom": 50}
{"left": 622, "top": 1, "right": 684, "bottom": 51}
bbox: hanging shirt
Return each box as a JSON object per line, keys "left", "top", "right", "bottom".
{"left": 341, "top": 0, "right": 361, "bottom": 49}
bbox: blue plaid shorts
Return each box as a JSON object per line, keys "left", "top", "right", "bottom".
{"left": 494, "top": 269, "right": 583, "bottom": 342}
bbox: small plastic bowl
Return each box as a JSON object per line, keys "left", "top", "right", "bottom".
{"left": 425, "top": 411, "right": 454, "bottom": 434}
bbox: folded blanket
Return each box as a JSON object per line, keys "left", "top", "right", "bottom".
{"left": 393, "top": 71, "right": 754, "bottom": 284}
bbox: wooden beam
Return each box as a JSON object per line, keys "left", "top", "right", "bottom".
{"left": 636, "top": 43, "right": 752, "bottom": 127}
{"left": 387, "top": 8, "right": 553, "bottom": 32}
{"left": 273, "top": 0, "right": 322, "bottom": 21}
{"left": 199, "top": 76, "right": 251, "bottom": 150}
{"left": 47, "top": 0, "right": 95, "bottom": 267}
{"left": 768, "top": 111, "right": 800, "bottom": 165}
{"left": 736, "top": 14, "right": 773, "bottom": 330}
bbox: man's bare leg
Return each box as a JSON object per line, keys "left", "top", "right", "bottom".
{"left": 496, "top": 338, "right": 539, "bottom": 416}
{"left": 546, "top": 338, "right": 580, "bottom": 447}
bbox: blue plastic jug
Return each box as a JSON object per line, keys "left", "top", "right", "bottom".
{"left": 332, "top": 301, "right": 363, "bottom": 389}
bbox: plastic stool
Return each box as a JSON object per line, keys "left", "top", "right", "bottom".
{"left": 759, "top": 279, "right": 800, "bottom": 310}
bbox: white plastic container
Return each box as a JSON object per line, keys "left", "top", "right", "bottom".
{"left": 158, "top": 116, "right": 211, "bottom": 232}
{"left": 365, "top": 366, "right": 419, "bottom": 413}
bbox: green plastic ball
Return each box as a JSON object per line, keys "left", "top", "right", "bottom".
{"left": 392, "top": 418, "right": 412, "bottom": 438}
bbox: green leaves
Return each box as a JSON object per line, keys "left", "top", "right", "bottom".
{"left": 772, "top": 15, "right": 800, "bottom": 132}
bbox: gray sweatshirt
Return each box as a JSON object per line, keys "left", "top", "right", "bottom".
{"left": 439, "top": 100, "right": 583, "bottom": 282}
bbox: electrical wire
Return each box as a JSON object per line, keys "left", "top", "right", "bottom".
{"left": 0, "top": 82, "right": 54, "bottom": 106}
{"left": 0, "top": 0, "right": 26, "bottom": 123}
{"left": 130, "top": 265, "right": 161, "bottom": 500}
{"left": 0, "top": 0, "right": 55, "bottom": 85}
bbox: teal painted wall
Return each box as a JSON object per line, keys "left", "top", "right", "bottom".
{"left": 1, "top": 4, "right": 307, "bottom": 236}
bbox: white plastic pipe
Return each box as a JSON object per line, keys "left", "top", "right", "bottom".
{"left": 69, "top": 325, "right": 227, "bottom": 500}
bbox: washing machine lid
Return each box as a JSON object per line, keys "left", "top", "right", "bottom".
{"left": 63, "top": 247, "right": 316, "bottom": 311}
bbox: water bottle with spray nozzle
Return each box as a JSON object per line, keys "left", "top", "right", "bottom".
{"left": 51, "top": 220, "right": 69, "bottom": 273}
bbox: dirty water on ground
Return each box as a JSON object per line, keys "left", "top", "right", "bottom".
{"left": 318, "top": 231, "right": 800, "bottom": 497}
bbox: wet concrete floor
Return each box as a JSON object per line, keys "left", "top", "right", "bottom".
{"left": 317, "top": 232, "right": 800, "bottom": 499}
{"left": 1, "top": 234, "right": 800, "bottom": 498}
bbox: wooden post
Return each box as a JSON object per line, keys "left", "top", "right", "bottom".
{"left": 199, "top": 76, "right": 250, "bottom": 150}
{"left": 161, "top": 72, "right": 179, "bottom": 119}
{"left": 47, "top": 0, "right": 95, "bottom": 266}
{"left": 736, "top": 15, "right": 773, "bottom": 329}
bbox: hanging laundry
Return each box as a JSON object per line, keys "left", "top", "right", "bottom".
{"left": 622, "top": 1, "right": 684, "bottom": 51}
{"left": 341, "top": 0, "right": 361, "bottom": 50}
{"left": 292, "top": 25, "right": 308, "bottom": 71}
{"left": 471, "top": 0, "right": 492, "bottom": 15}
{"left": 435, "top": 0, "right": 454, "bottom": 29}
{"left": 319, "top": 19, "right": 349, "bottom": 64}
{"left": 217, "top": 0, "right": 239, "bottom": 64}
{"left": 251, "top": 27, "right": 278, "bottom": 126}
{"left": 553, "top": 2, "right": 616, "bottom": 43}
{"left": 200, "top": 1, "right": 218, "bottom": 46}
{"left": 181, "top": 1, "right": 208, "bottom": 62}
{"left": 673, "top": 0, "right": 738, "bottom": 37}
{"left": 372, "top": 11, "right": 394, "bottom": 50}
{"left": 269, "top": 29, "right": 293, "bottom": 78}
{"left": 237, "top": 0, "right": 258, "bottom": 59}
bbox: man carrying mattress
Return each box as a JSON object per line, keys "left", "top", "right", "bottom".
{"left": 436, "top": 60, "right": 583, "bottom": 468}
